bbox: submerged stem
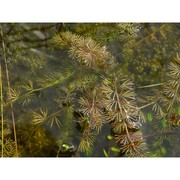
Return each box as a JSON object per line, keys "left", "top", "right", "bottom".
{"left": 0, "top": 26, "right": 18, "bottom": 157}
{"left": 137, "top": 83, "right": 164, "bottom": 89}
{"left": 167, "top": 84, "right": 179, "bottom": 113}
{"left": 0, "top": 65, "right": 4, "bottom": 157}
{"left": 113, "top": 77, "right": 137, "bottom": 151}
{"left": 135, "top": 24, "right": 166, "bottom": 46}
{"left": 138, "top": 101, "right": 156, "bottom": 110}
{"left": 4, "top": 71, "right": 74, "bottom": 109}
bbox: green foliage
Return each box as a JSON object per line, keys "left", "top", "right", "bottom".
{"left": 147, "top": 113, "right": 153, "bottom": 122}
{"left": 138, "top": 54, "right": 180, "bottom": 157}
{"left": 78, "top": 132, "right": 97, "bottom": 155}
{"left": 33, "top": 108, "right": 48, "bottom": 125}
{"left": 178, "top": 106, "right": 180, "bottom": 116}
{"left": 110, "top": 147, "right": 120, "bottom": 153}
{"left": 107, "top": 135, "right": 113, "bottom": 140}
{"left": 162, "top": 119, "right": 168, "bottom": 128}
{"left": 103, "top": 149, "right": 108, "bottom": 157}
{"left": 139, "top": 53, "right": 180, "bottom": 120}
{"left": 0, "top": 23, "right": 179, "bottom": 157}
{"left": 0, "top": 119, "right": 19, "bottom": 157}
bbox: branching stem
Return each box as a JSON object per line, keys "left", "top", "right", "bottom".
{"left": 135, "top": 24, "right": 166, "bottom": 46}
{"left": 4, "top": 71, "right": 74, "bottom": 109}
{"left": 113, "top": 77, "right": 138, "bottom": 152}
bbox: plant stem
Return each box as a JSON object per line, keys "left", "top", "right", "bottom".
{"left": 143, "top": 131, "right": 178, "bottom": 139}
{"left": 4, "top": 71, "right": 74, "bottom": 109}
{"left": 113, "top": 78, "right": 137, "bottom": 151}
{"left": 107, "top": 139, "right": 112, "bottom": 157}
{"left": 138, "top": 101, "right": 156, "bottom": 110}
{"left": 0, "top": 26, "right": 18, "bottom": 157}
{"left": 167, "top": 84, "right": 179, "bottom": 113}
{"left": 137, "top": 83, "right": 164, "bottom": 89}
{"left": 0, "top": 65, "right": 4, "bottom": 157}
{"left": 135, "top": 24, "right": 166, "bottom": 46}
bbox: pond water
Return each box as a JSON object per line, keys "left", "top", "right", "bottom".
{"left": 0, "top": 23, "right": 179, "bottom": 157}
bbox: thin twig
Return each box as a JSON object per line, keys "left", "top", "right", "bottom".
{"left": 107, "top": 139, "right": 112, "bottom": 157}
{"left": 124, "top": 122, "right": 138, "bottom": 153}
{"left": 167, "top": 84, "right": 179, "bottom": 113}
{"left": 143, "top": 131, "right": 178, "bottom": 139}
{"left": 0, "top": 65, "right": 4, "bottom": 157}
{"left": 0, "top": 26, "right": 18, "bottom": 157}
{"left": 137, "top": 83, "right": 164, "bottom": 89}
{"left": 138, "top": 101, "right": 156, "bottom": 110}
{"left": 135, "top": 24, "right": 166, "bottom": 46}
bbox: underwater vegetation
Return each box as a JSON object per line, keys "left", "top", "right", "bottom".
{"left": 0, "top": 23, "right": 179, "bottom": 157}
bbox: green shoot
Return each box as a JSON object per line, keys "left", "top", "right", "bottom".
{"left": 147, "top": 113, "right": 153, "bottom": 122}
{"left": 110, "top": 147, "right": 120, "bottom": 153}
{"left": 103, "top": 149, "right": 108, "bottom": 157}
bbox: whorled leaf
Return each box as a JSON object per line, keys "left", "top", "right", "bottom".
{"left": 32, "top": 108, "right": 48, "bottom": 125}
{"left": 115, "top": 131, "right": 143, "bottom": 146}
{"left": 8, "top": 87, "right": 21, "bottom": 102}
{"left": 0, "top": 138, "right": 17, "bottom": 157}
{"left": 54, "top": 31, "right": 114, "bottom": 69}
{"left": 21, "top": 80, "right": 34, "bottom": 91}
{"left": 47, "top": 115, "right": 61, "bottom": 128}
{"left": 78, "top": 132, "right": 97, "bottom": 155}
{"left": 78, "top": 88, "right": 105, "bottom": 132}
{"left": 18, "top": 93, "right": 36, "bottom": 106}
{"left": 111, "top": 121, "right": 126, "bottom": 134}
{"left": 167, "top": 54, "right": 180, "bottom": 77}
{"left": 120, "top": 140, "right": 148, "bottom": 157}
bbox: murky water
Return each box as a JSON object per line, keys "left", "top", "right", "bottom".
{"left": 0, "top": 23, "right": 179, "bottom": 157}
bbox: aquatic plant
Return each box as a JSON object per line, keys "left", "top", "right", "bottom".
{"left": 0, "top": 23, "right": 179, "bottom": 157}
{"left": 138, "top": 54, "right": 180, "bottom": 120}
{"left": 0, "top": 26, "right": 18, "bottom": 156}
{"left": 137, "top": 54, "right": 180, "bottom": 156}
{"left": 100, "top": 66, "right": 148, "bottom": 157}
{"left": 53, "top": 30, "right": 148, "bottom": 156}
{"left": 54, "top": 31, "right": 115, "bottom": 69}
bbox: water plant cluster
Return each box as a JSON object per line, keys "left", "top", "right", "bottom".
{"left": 0, "top": 23, "right": 179, "bottom": 157}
